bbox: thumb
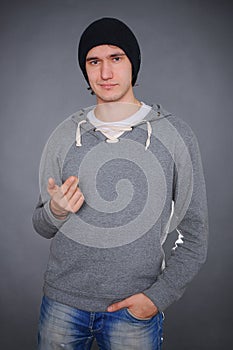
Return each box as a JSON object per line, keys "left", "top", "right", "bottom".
{"left": 47, "top": 177, "right": 59, "bottom": 193}
{"left": 107, "top": 298, "right": 131, "bottom": 312}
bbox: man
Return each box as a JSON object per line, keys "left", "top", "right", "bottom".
{"left": 33, "top": 17, "right": 208, "bottom": 349}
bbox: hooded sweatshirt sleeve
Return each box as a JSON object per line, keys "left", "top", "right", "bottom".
{"left": 32, "top": 116, "right": 75, "bottom": 239}
{"left": 143, "top": 126, "right": 209, "bottom": 312}
{"left": 32, "top": 195, "right": 70, "bottom": 239}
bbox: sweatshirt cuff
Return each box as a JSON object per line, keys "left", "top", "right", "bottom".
{"left": 143, "top": 279, "right": 185, "bottom": 312}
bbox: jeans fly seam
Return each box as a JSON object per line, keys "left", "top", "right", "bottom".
{"left": 89, "top": 312, "right": 95, "bottom": 330}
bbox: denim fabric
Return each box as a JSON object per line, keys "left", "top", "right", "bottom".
{"left": 38, "top": 295, "right": 164, "bottom": 350}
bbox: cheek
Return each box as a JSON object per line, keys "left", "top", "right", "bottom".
{"left": 119, "top": 68, "right": 132, "bottom": 85}
{"left": 86, "top": 66, "right": 98, "bottom": 83}
{"left": 120, "top": 62, "right": 132, "bottom": 82}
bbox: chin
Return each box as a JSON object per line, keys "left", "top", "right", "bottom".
{"left": 97, "top": 94, "right": 123, "bottom": 104}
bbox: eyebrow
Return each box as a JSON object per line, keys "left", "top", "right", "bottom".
{"left": 86, "top": 53, "right": 126, "bottom": 62}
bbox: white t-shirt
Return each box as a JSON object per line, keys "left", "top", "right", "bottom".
{"left": 87, "top": 102, "right": 152, "bottom": 141}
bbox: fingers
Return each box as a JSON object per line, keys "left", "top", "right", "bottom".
{"left": 107, "top": 298, "right": 132, "bottom": 312}
{"left": 108, "top": 294, "right": 159, "bottom": 319}
{"left": 68, "top": 188, "right": 85, "bottom": 212}
{"left": 63, "top": 178, "right": 80, "bottom": 202}
{"left": 61, "top": 176, "right": 78, "bottom": 196}
{"left": 61, "top": 176, "right": 85, "bottom": 213}
{"left": 47, "top": 176, "right": 78, "bottom": 199}
{"left": 47, "top": 176, "right": 85, "bottom": 215}
{"left": 66, "top": 187, "right": 84, "bottom": 207}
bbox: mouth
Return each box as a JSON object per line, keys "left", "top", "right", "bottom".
{"left": 98, "top": 83, "right": 118, "bottom": 90}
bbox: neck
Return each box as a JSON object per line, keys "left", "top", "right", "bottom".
{"left": 94, "top": 99, "right": 142, "bottom": 122}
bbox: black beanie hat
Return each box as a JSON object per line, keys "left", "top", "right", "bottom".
{"left": 78, "top": 17, "right": 141, "bottom": 86}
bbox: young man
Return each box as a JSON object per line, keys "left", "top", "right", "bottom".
{"left": 33, "top": 18, "right": 208, "bottom": 349}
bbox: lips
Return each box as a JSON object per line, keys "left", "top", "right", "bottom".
{"left": 99, "top": 83, "right": 118, "bottom": 89}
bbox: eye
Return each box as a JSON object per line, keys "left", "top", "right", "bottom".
{"left": 112, "top": 56, "right": 121, "bottom": 62}
{"left": 89, "top": 60, "right": 99, "bottom": 65}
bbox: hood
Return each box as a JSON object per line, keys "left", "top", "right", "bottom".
{"left": 71, "top": 104, "right": 172, "bottom": 150}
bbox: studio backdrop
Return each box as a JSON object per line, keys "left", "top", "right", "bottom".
{"left": 0, "top": 0, "right": 232, "bottom": 349}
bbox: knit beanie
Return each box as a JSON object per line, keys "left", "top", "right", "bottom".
{"left": 78, "top": 17, "right": 141, "bottom": 86}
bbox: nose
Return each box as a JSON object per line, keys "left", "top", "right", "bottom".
{"left": 100, "top": 61, "right": 113, "bottom": 80}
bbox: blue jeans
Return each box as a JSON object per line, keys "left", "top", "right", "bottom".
{"left": 38, "top": 295, "right": 164, "bottom": 349}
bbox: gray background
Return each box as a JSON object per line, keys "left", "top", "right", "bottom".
{"left": 1, "top": 0, "right": 232, "bottom": 349}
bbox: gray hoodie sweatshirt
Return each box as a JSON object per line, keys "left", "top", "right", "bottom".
{"left": 32, "top": 104, "right": 208, "bottom": 312}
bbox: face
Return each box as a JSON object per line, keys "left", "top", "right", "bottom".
{"left": 85, "top": 45, "right": 135, "bottom": 104}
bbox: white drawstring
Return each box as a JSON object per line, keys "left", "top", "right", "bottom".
{"left": 76, "top": 120, "right": 87, "bottom": 146}
{"left": 145, "top": 121, "right": 152, "bottom": 150}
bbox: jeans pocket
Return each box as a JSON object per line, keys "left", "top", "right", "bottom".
{"left": 125, "top": 308, "right": 155, "bottom": 321}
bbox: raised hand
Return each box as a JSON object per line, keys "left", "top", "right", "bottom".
{"left": 47, "top": 176, "right": 85, "bottom": 219}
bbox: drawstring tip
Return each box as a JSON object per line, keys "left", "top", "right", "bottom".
{"left": 145, "top": 121, "right": 152, "bottom": 150}
{"left": 76, "top": 120, "right": 87, "bottom": 148}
